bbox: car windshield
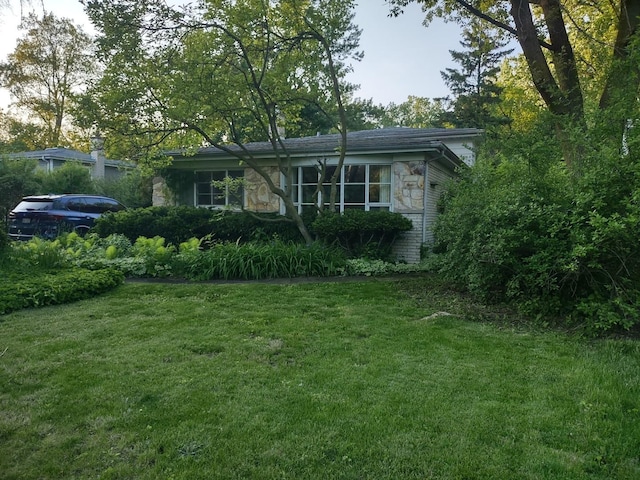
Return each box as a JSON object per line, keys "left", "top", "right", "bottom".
{"left": 12, "top": 200, "right": 54, "bottom": 212}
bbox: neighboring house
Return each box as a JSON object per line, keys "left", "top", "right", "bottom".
{"left": 7, "top": 138, "right": 134, "bottom": 180}
{"left": 158, "top": 127, "right": 482, "bottom": 263}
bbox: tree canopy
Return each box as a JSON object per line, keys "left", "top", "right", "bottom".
{"left": 0, "top": 12, "right": 96, "bottom": 148}
{"left": 390, "top": 0, "right": 640, "bottom": 165}
{"left": 79, "top": 0, "right": 363, "bottom": 243}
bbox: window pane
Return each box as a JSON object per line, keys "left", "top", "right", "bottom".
{"left": 302, "top": 185, "right": 317, "bottom": 203}
{"left": 323, "top": 165, "right": 338, "bottom": 183}
{"left": 369, "top": 184, "right": 380, "bottom": 203}
{"left": 321, "top": 184, "right": 341, "bottom": 203}
{"left": 370, "top": 165, "right": 391, "bottom": 183}
{"left": 197, "top": 193, "right": 212, "bottom": 205}
{"left": 344, "top": 184, "right": 365, "bottom": 203}
{"left": 211, "top": 186, "right": 225, "bottom": 205}
{"left": 302, "top": 166, "right": 318, "bottom": 184}
{"left": 344, "top": 165, "right": 365, "bottom": 183}
{"left": 370, "top": 184, "right": 391, "bottom": 203}
{"left": 210, "top": 171, "right": 225, "bottom": 182}
{"left": 196, "top": 172, "right": 212, "bottom": 183}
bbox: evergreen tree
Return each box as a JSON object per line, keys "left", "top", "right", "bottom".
{"left": 439, "top": 19, "right": 512, "bottom": 131}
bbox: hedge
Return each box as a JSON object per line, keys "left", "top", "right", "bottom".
{"left": 0, "top": 268, "right": 125, "bottom": 315}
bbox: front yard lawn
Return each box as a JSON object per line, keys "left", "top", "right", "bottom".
{"left": 1, "top": 277, "right": 639, "bottom": 479}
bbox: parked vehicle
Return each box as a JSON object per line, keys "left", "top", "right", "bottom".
{"left": 8, "top": 194, "right": 126, "bottom": 241}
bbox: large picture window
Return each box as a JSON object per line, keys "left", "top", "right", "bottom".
{"left": 290, "top": 164, "right": 392, "bottom": 213}
{"left": 195, "top": 170, "right": 244, "bottom": 208}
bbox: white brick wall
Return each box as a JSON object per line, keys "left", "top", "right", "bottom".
{"left": 392, "top": 213, "right": 423, "bottom": 264}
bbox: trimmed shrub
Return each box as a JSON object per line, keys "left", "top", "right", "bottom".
{"left": 311, "top": 210, "right": 413, "bottom": 260}
{"left": 0, "top": 268, "right": 124, "bottom": 315}
{"left": 93, "top": 207, "right": 304, "bottom": 245}
{"left": 93, "top": 206, "right": 214, "bottom": 244}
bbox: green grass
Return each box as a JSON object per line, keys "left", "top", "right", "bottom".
{"left": 1, "top": 277, "right": 639, "bottom": 479}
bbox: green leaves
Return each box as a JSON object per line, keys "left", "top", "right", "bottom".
{"left": 311, "top": 210, "right": 413, "bottom": 260}
{"left": 0, "top": 268, "right": 124, "bottom": 315}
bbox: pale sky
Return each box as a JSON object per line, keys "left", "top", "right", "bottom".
{"left": 0, "top": 0, "right": 463, "bottom": 108}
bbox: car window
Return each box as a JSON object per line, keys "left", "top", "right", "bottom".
{"left": 87, "top": 197, "right": 125, "bottom": 213}
{"left": 96, "top": 198, "right": 124, "bottom": 213}
{"left": 63, "top": 197, "right": 89, "bottom": 212}
{"left": 12, "top": 200, "right": 53, "bottom": 212}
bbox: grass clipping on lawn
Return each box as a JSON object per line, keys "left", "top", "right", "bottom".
{"left": 0, "top": 278, "right": 639, "bottom": 479}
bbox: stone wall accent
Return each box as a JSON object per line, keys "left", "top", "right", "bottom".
{"left": 394, "top": 161, "right": 425, "bottom": 211}
{"left": 244, "top": 167, "right": 281, "bottom": 213}
{"left": 152, "top": 176, "right": 175, "bottom": 206}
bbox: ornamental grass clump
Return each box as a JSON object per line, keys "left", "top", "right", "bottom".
{"left": 174, "top": 240, "right": 345, "bottom": 281}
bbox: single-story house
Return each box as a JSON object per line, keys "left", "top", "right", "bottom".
{"left": 7, "top": 138, "right": 134, "bottom": 180}
{"left": 158, "top": 127, "right": 482, "bottom": 263}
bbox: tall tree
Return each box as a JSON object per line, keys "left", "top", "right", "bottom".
{"left": 439, "top": 18, "right": 513, "bottom": 130}
{"left": 80, "top": 0, "right": 362, "bottom": 243}
{"left": 389, "top": 0, "right": 640, "bottom": 166}
{"left": 0, "top": 12, "right": 96, "bottom": 147}
{"left": 381, "top": 96, "right": 447, "bottom": 128}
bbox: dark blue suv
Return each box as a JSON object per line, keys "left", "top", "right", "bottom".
{"left": 8, "top": 194, "right": 126, "bottom": 241}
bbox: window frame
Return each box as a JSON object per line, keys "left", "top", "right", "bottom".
{"left": 194, "top": 169, "right": 245, "bottom": 209}
{"left": 285, "top": 161, "right": 393, "bottom": 213}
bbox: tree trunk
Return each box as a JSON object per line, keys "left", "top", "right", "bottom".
{"left": 509, "top": 0, "right": 586, "bottom": 166}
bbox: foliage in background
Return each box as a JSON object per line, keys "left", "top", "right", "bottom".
{"left": 0, "top": 12, "right": 97, "bottom": 149}
{"left": 432, "top": 131, "right": 640, "bottom": 334}
{"left": 0, "top": 222, "right": 8, "bottom": 257}
{"left": 390, "top": 0, "right": 640, "bottom": 166}
{"left": 0, "top": 158, "right": 151, "bottom": 220}
{"left": 0, "top": 157, "right": 39, "bottom": 220}
{"left": 312, "top": 209, "right": 413, "bottom": 260}
{"left": 35, "top": 161, "right": 96, "bottom": 194}
{"left": 438, "top": 17, "right": 513, "bottom": 131}
{"left": 93, "top": 170, "right": 152, "bottom": 208}
{"left": 379, "top": 96, "right": 447, "bottom": 128}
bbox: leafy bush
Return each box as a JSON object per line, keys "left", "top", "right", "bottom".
{"left": 344, "top": 258, "right": 428, "bottom": 276}
{"left": 8, "top": 236, "right": 70, "bottom": 270}
{"left": 92, "top": 206, "right": 210, "bottom": 244}
{"left": 94, "top": 170, "right": 153, "bottom": 208}
{"left": 0, "top": 268, "right": 124, "bottom": 315}
{"left": 0, "top": 158, "right": 40, "bottom": 220}
{"left": 311, "top": 210, "right": 413, "bottom": 260}
{"left": 93, "top": 207, "right": 304, "bottom": 245}
{"left": 432, "top": 146, "right": 640, "bottom": 334}
{"left": 173, "top": 240, "right": 346, "bottom": 281}
{"left": 36, "top": 161, "right": 96, "bottom": 194}
{"left": 0, "top": 223, "right": 9, "bottom": 259}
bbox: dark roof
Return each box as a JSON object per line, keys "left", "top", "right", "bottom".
{"left": 7, "top": 147, "right": 134, "bottom": 168}
{"left": 168, "top": 127, "right": 482, "bottom": 162}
